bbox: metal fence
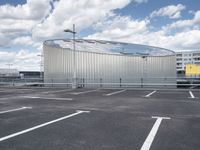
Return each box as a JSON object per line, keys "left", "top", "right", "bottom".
{"left": 0, "top": 77, "right": 199, "bottom": 89}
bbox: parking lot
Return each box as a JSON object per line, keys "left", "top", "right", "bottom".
{"left": 0, "top": 87, "right": 200, "bottom": 150}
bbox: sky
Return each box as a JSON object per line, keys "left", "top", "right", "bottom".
{"left": 0, "top": 0, "right": 200, "bottom": 71}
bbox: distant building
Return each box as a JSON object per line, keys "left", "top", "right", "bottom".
{"left": 19, "top": 71, "right": 43, "bottom": 79}
{"left": 176, "top": 51, "right": 200, "bottom": 77}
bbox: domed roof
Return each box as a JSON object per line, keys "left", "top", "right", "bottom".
{"left": 44, "top": 39, "right": 174, "bottom": 56}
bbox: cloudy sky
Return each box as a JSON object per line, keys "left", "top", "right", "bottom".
{"left": 0, "top": 0, "right": 200, "bottom": 71}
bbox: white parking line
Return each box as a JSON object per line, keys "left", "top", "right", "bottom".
{"left": 189, "top": 91, "right": 196, "bottom": 99}
{"left": 0, "top": 89, "right": 31, "bottom": 92}
{"left": 145, "top": 91, "right": 157, "bottom": 97}
{"left": 0, "top": 107, "right": 32, "bottom": 114}
{"left": 104, "top": 89, "right": 126, "bottom": 96}
{"left": 23, "top": 96, "right": 73, "bottom": 101}
{"left": 140, "top": 116, "right": 171, "bottom": 150}
{"left": 0, "top": 90, "right": 12, "bottom": 93}
{"left": 0, "top": 110, "right": 90, "bottom": 142}
{"left": 42, "top": 89, "right": 72, "bottom": 94}
{"left": 71, "top": 89, "right": 98, "bottom": 95}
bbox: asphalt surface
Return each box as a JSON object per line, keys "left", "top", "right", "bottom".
{"left": 0, "top": 87, "right": 200, "bottom": 150}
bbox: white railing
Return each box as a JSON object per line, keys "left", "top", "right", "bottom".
{"left": 0, "top": 77, "right": 199, "bottom": 89}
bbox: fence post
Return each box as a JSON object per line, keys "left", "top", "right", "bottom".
{"left": 12, "top": 79, "right": 14, "bottom": 86}
{"left": 141, "top": 78, "right": 143, "bottom": 88}
{"left": 51, "top": 79, "right": 53, "bottom": 87}
{"left": 83, "top": 78, "right": 85, "bottom": 88}
{"left": 66, "top": 78, "right": 68, "bottom": 87}
{"left": 100, "top": 78, "right": 102, "bottom": 88}
{"left": 120, "top": 78, "right": 122, "bottom": 87}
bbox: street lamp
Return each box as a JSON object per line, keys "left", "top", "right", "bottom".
{"left": 37, "top": 54, "right": 44, "bottom": 79}
{"left": 64, "top": 24, "right": 77, "bottom": 89}
{"left": 6, "top": 63, "right": 13, "bottom": 76}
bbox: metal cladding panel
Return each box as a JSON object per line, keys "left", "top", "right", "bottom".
{"left": 44, "top": 45, "right": 73, "bottom": 83}
{"left": 44, "top": 43, "right": 176, "bottom": 87}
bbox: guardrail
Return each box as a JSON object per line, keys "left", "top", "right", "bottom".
{"left": 0, "top": 77, "right": 199, "bottom": 89}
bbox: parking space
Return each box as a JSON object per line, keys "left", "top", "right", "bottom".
{"left": 0, "top": 87, "right": 200, "bottom": 150}
{"left": 150, "top": 117, "right": 200, "bottom": 150}
{"left": 147, "top": 90, "right": 195, "bottom": 100}
{"left": 0, "top": 107, "right": 78, "bottom": 138}
{"left": 0, "top": 111, "right": 155, "bottom": 150}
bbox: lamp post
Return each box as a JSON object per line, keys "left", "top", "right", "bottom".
{"left": 6, "top": 63, "right": 13, "bottom": 76}
{"left": 64, "top": 24, "right": 77, "bottom": 89}
{"left": 37, "top": 54, "right": 44, "bottom": 79}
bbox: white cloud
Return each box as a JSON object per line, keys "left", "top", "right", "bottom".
{"left": 86, "top": 4, "right": 197, "bottom": 51}
{"left": 0, "top": 18, "right": 34, "bottom": 47}
{"left": 164, "top": 30, "right": 200, "bottom": 50}
{"left": 87, "top": 15, "right": 149, "bottom": 40}
{"left": 0, "top": 33, "right": 10, "bottom": 46}
{"left": 0, "top": 0, "right": 200, "bottom": 71}
{"left": 32, "top": 0, "right": 132, "bottom": 40}
{"left": 87, "top": 10, "right": 200, "bottom": 51}
{"left": 150, "top": 4, "right": 186, "bottom": 19}
{"left": 137, "top": 30, "right": 200, "bottom": 50}
{"left": 164, "top": 10, "right": 200, "bottom": 31}
{"left": 12, "top": 36, "right": 34, "bottom": 46}
{"left": 0, "top": 0, "right": 53, "bottom": 47}
{"left": 0, "top": 51, "right": 16, "bottom": 62}
{"left": 0, "top": 0, "right": 52, "bottom": 20}
{"left": 0, "top": 0, "right": 134, "bottom": 71}
{"left": 0, "top": 19, "right": 37, "bottom": 34}
{"left": 133, "top": 0, "right": 148, "bottom": 4}
{"left": 0, "top": 49, "right": 41, "bottom": 71}
{"left": 0, "top": 0, "right": 144, "bottom": 43}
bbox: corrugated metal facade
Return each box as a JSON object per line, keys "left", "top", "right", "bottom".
{"left": 43, "top": 42, "right": 176, "bottom": 88}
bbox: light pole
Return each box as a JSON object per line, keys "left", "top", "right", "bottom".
{"left": 64, "top": 24, "right": 77, "bottom": 89}
{"left": 37, "top": 54, "right": 44, "bottom": 79}
{"left": 6, "top": 63, "right": 13, "bottom": 76}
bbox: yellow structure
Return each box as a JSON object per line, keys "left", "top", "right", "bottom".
{"left": 186, "top": 64, "right": 200, "bottom": 75}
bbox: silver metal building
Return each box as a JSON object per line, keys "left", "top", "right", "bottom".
{"left": 43, "top": 39, "right": 176, "bottom": 88}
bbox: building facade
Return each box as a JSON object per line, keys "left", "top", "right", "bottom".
{"left": 176, "top": 51, "right": 200, "bottom": 77}
{"left": 43, "top": 39, "right": 176, "bottom": 88}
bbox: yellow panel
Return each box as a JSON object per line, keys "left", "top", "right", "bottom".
{"left": 186, "top": 64, "right": 200, "bottom": 75}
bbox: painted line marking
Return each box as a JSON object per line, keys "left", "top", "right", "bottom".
{"left": 0, "top": 89, "right": 31, "bottom": 92}
{"left": 71, "top": 89, "right": 98, "bottom": 95}
{"left": 0, "top": 90, "right": 13, "bottom": 93}
{"left": 140, "top": 116, "right": 171, "bottom": 150}
{"left": 104, "top": 89, "right": 126, "bottom": 96}
{"left": 189, "top": 91, "right": 196, "bottom": 99}
{"left": 145, "top": 91, "right": 157, "bottom": 97}
{"left": 22, "top": 96, "right": 73, "bottom": 101}
{"left": 0, "top": 110, "right": 90, "bottom": 142}
{"left": 42, "top": 89, "right": 72, "bottom": 94}
{"left": 0, "top": 107, "right": 32, "bottom": 114}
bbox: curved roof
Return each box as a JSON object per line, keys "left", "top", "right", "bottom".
{"left": 44, "top": 39, "right": 174, "bottom": 56}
